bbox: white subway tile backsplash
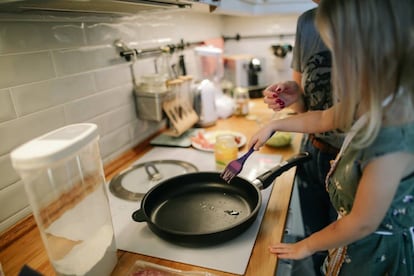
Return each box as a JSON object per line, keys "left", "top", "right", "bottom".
{"left": 0, "top": 21, "right": 85, "bottom": 54}
{"left": 0, "top": 154, "right": 19, "bottom": 190}
{"left": 0, "top": 107, "right": 66, "bottom": 156}
{"left": 85, "top": 20, "right": 140, "bottom": 46}
{"left": 0, "top": 206, "right": 31, "bottom": 235}
{"left": 103, "top": 143, "right": 135, "bottom": 165}
{"left": 221, "top": 14, "right": 297, "bottom": 86}
{"left": 99, "top": 124, "right": 131, "bottom": 158}
{"left": 101, "top": 103, "right": 136, "bottom": 135}
{"left": 11, "top": 74, "right": 96, "bottom": 116}
{"left": 0, "top": 89, "right": 16, "bottom": 123}
{"left": 93, "top": 64, "right": 133, "bottom": 90}
{"left": 0, "top": 52, "right": 55, "bottom": 89}
{"left": 0, "top": 180, "right": 28, "bottom": 223}
{"left": 129, "top": 119, "right": 164, "bottom": 144}
{"left": 64, "top": 84, "right": 133, "bottom": 123}
{"left": 52, "top": 45, "right": 125, "bottom": 76}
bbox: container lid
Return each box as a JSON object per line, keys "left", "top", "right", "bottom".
{"left": 109, "top": 160, "right": 198, "bottom": 201}
{"left": 11, "top": 124, "right": 99, "bottom": 170}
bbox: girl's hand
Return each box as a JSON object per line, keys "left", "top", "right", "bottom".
{"left": 248, "top": 125, "right": 276, "bottom": 150}
{"left": 269, "top": 240, "right": 313, "bottom": 260}
{"left": 263, "top": 81, "right": 301, "bottom": 111}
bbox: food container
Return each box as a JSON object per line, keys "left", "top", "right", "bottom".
{"left": 233, "top": 87, "right": 249, "bottom": 116}
{"left": 11, "top": 124, "right": 117, "bottom": 276}
{"left": 214, "top": 134, "right": 238, "bottom": 170}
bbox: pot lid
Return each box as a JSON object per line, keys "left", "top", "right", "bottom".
{"left": 109, "top": 160, "right": 198, "bottom": 201}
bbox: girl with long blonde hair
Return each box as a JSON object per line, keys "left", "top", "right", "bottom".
{"left": 249, "top": 0, "right": 414, "bottom": 274}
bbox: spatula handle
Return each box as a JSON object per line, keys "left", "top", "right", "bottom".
{"left": 240, "top": 146, "right": 255, "bottom": 163}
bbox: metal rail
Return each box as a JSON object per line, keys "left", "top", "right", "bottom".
{"left": 222, "top": 32, "right": 295, "bottom": 42}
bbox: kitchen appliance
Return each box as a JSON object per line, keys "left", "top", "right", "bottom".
{"left": 223, "top": 54, "right": 252, "bottom": 88}
{"left": 247, "top": 57, "right": 263, "bottom": 86}
{"left": 193, "top": 46, "right": 234, "bottom": 122}
{"left": 193, "top": 79, "right": 218, "bottom": 127}
{"left": 11, "top": 124, "right": 117, "bottom": 276}
{"left": 131, "top": 152, "right": 310, "bottom": 246}
{"left": 105, "top": 147, "right": 283, "bottom": 275}
{"left": 223, "top": 54, "right": 266, "bottom": 98}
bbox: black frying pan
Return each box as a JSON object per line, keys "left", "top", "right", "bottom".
{"left": 132, "top": 152, "right": 311, "bottom": 246}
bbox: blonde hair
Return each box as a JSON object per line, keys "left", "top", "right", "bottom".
{"left": 316, "top": 0, "right": 414, "bottom": 148}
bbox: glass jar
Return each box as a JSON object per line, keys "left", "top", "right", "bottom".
{"left": 233, "top": 87, "right": 249, "bottom": 116}
{"left": 214, "top": 134, "right": 238, "bottom": 170}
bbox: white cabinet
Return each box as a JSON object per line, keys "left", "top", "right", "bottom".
{"left": 214, "top": 0, "right": 316, "bottom": 15}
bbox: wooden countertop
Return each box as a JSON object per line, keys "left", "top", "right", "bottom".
{"left": 0, "top": 99, "right": 302, "bottom": 276}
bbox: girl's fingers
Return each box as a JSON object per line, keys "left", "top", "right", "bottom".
{"left": 275, "top": 98, "right": 286, "bottom": 108}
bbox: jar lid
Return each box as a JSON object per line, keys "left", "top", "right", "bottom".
{"left": 233, "top": 87, "right": 249, "bottom": 94}
{"left": 11, "top": 124, "right": 98, "bottom": 170}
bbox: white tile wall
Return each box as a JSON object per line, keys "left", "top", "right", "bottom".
{"left": 0, "top": 52, "right": 56, "bottom": 88}
{"left": 222, "top": 14, "right": 298, "bottom": 85}
{"left": 0, "top": 8, "right": 299, "bottom": 233}
{"left": 0, "top": 89, "right": 16, "bottom": 123}
{"left": 12, "top": 74, "right": 96, "bottom": 116}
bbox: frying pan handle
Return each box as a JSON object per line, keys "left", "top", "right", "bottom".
{"left": 253, "top": 152, "right": 311, "bottom": 189}
{"left": 132, "top": 209, "right": 146, "bottom": 222}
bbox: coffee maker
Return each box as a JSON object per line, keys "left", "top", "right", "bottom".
{"left": 223, "top": 54, "right": 266, "bottom": 98}
{"left": 247, "top": 57, "right": 263, "bottom": 87}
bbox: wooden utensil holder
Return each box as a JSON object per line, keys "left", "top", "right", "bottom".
{"left": 163, "top": 79, "right": 198, "bottom": 137}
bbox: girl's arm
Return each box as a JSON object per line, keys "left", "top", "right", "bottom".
{"left": 249, "top": 105, "right": 336, "bottom": 150}
{"left": 270, "top": 152, "right": 412, "bottom": 259}
{"left": 290, "top": 70, "right": 307, "bottom": 113}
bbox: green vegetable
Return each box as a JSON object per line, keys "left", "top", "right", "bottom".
{"left": 266, "top": 132, "right": 292, "bottom": 147}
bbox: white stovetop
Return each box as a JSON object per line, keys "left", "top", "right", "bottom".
{"left": 106, "top": 147, "right": 281, "bottom": 275}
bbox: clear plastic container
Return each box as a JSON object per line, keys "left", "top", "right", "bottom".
{"left": 214, "top": 134, "right": 238, "bottom": 171}
{"left": 11, "top": 124, "right": 117, "bottom": 276}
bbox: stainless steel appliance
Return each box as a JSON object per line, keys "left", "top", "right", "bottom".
{"left": 223, "top": 55, "right": 266, "bottom": 98}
